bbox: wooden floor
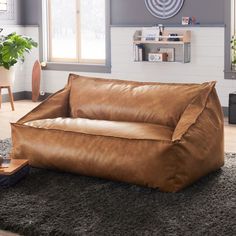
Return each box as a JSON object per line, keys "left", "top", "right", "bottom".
{"left": 0, "top": 100, "right": 40, "bottom": 139}
{"left": 0, "top": 100, "right": 236, "bottom": 153}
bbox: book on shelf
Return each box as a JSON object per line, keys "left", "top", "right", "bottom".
{"left": 134, "top": 44, "right": 145, "bottom": 61}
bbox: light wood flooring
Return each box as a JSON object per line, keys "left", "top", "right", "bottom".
{"left": 0, "top": 100, "right": 236, "bottom": 153}
{"left": 0, "top": 100, "right": 40, "bottom": 139}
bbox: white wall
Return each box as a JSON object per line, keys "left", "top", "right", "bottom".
{"left": 0, "top": 25, "right": 27, "bottom": 95}
{"left": 6, "top": 25, "right": 236, "bottom": 107}
{"left": 24, "top": 26, "right": 40, "bottom": 92}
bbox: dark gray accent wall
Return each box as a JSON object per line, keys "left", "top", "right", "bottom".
{"left": 0, "top": 0, "right": 40, "bottom": 25}
{"left": 111, "top": 0, "right": 224, "bottom": 26}
{"left": 21, "top": 0, "right": 224, "bottom": 26}
{"left": 21, "top": 0, "right": 41, "bottom": 25}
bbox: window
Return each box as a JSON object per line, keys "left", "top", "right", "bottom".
{"left": 42, "top": 0, "right": 110, "bottom": 73}
{"left": 225, "top": 0, "right": 236, "bottom": 79}
{"left": 231, "top": 0, "right": 236, "bottom": 71}
{"left": 0, "top": 0, "right": 7, "bottom": 12}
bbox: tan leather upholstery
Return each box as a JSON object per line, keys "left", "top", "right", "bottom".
{"left": 24, "top": 118, "right": 174, "bottom": 141}
{"left": 10, "top": 74, "right": 224, "bottom": 192}
{"left": 69, "top": 75, "right": 214, "bottom": 128}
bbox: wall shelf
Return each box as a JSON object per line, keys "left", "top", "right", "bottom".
{"left": 133, "top": 29, "right": 191, "bottom": 63}
{"left": 134, "top": 40, "right": 186, "bottom": 45}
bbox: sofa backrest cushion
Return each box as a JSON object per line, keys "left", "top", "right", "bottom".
{"left": 69, "top": 74, "right": 215, "bottom": 128}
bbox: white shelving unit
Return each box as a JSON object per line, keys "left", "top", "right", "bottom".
{"left": 133, "top": 29, "right": 191, "bottom": 63}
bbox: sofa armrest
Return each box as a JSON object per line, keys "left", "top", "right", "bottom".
{"left": 167, "top": 85, "right": 224, "bottom": 192}
{"left": 172, "top": 81, "right": 218, "bottom": 142}
{"left": 17, "top": 82, "right": 71, "bottom": 124}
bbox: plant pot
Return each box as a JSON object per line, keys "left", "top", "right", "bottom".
{"left": 0, "top": 66, "right": 15, "bottom": 86}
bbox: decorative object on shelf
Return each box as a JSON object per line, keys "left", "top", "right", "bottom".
{"left": 190, "top": 16, "right": 196, "bottom": 24}
{"left": 231, "top": 35, "right": 236, "bottom": 71}
{"left": 158, "top": 24, "right": 165, "bottom": 41}
{"left": 144, "top": 0, "right": 185, "bottom": 19}
{"left": 182, "top": 16, "right": 197, "bottom": 25}
{"left": 148, "top": 52, "right": 168, "bottom": 62}
{"left": 182, "top": 16, "right": 190, "bottom": 25}
{"left": 168, "top": 33, "right": 180, "bottom": 41}
{"left": 0, "top": 31, "right": 38, "bottom": 110}
{"left": 159, "top": 48, "right": 175, "bottom": 62}
{"left": 142, "top": 27, "right": 160, "bottom": 41}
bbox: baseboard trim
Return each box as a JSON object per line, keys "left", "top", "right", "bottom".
{"left": 24, "top": 91, "right": 51, "bottom": 101}
{"left": 2, "top": 91, "right": 26, "bottom": 102}
{"left": 2, "top": 91, "right": 51, "bottom": 103}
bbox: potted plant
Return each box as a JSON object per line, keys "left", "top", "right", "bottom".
{"left": 0, "top": 32, "right": 38, "bottom": 86}
{"left": 231, "top": 35, "right": 236, "bottom": 71}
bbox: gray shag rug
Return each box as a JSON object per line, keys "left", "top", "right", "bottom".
{"left": 0, "top": 139, "right": 235, "bottom": 236}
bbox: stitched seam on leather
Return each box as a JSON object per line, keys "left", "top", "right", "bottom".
{"left": 13, "top": 123, "right": 173, "bottom": 143}
{"left": 172, "top": 82, "right": 216, "bottom": 142}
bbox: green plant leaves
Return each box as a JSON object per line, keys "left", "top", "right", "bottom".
{"left": 0, "top": 32, "right": 38, "bottom": 70}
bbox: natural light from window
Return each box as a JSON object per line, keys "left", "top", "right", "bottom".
{"left": 47, "top": 0, "right": 106, "bottom": 63}
{"left": 0, "top": 0, "right": 7, "bottom": 11}
{"left": 80, "top": 0, "right": 105, "bottom": 61}
{"left": 50, "top": 0, "right": 77, "bottom": 60}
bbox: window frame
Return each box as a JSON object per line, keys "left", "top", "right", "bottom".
{"left": 225, "top": 0, "right": 236, "bottom": 79}
{"left": 40, "top": 0, "right": 111, "bottom": 73}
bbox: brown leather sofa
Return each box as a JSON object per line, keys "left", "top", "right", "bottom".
{"left": 10, "top": 74, "right": 224, "bottom": 192}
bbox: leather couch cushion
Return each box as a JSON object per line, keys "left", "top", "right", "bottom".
{"left": 69, "top": 74, "right": 213, "bottom": 128}
{"left": 11, "top": 123, "right": 174, "bottom": 190}
{"left": 24, "top": 118, "right": 174, "bottom": 141}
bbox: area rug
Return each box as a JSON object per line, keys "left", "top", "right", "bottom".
{"left": 0, "top": 139, "right": 235, "bottom": 236}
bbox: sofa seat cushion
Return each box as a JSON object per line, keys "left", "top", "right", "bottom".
{"left": 24, "top": 117, "right": 174, "bottom": 141}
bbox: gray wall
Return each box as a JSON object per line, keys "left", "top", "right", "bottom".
{"left": 21, "top": 0, "right": 41, "bottom": 25}
{"left": 19, "top": 0, "right": 224, "bottom": 26}
{"left": 111, "top": 0, "right": 224, "bottom": 26}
